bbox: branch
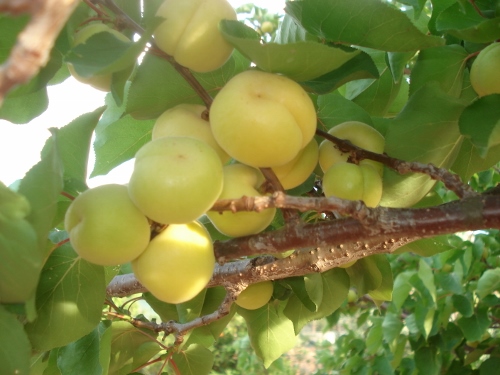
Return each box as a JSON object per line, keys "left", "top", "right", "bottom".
{"left": 316, "top": 129, "right": 477, "bottom": 199}
{"left": 107, "top": 192, "right": 500, "bottom": 298}
{"left": 0, "top": 0, "right": 80, "bottom": 104}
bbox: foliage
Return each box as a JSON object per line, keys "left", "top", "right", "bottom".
{"left": 1, "top": 0, "right": 500, "bottom": 374}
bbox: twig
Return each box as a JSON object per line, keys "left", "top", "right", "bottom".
{"left": 259, "top": 168, "right": 301, "bottom": 224}
{"left": 316, "top": 129, "right": 477, "bottom": 199}
{"left": 0, "top": 0, "right": 80, "bottom": 104}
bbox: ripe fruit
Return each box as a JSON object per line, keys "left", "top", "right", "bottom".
{"left": 152, "top": 104, "right": 230, "bottom": 163}
{"left": 210, "top": 70, "right": 317, "bottom": 168}
{"left": 64, "top": 184, "right": 150, "bottom": 266}
{"left": 319, "top": 121, "right": 385, "bottom": 175}
{"left": 272, "top": 139, "right": 319, "bottom": 190}
{"left": 154, "top": 0, "right": 236, "bottom": 72}
{"left": 128, "top": 137, "right": 223, "bottom": 224}
{"left": 206, "top": 164, "right": 276, "bottom": 237}
{"left": 235, "top": 281, "right": 274, "bottom": 310}
{"left": 347, "top": 289, "right": 358, "bottom": 303}
{"left": 470, "top": 43, "right": 500, "bottom": 97}
{"left": 132, "top": 221, "right": 215, "bottom": 304}
{"left": 67, "top": 23, "right": 131, "bottom": 91}
{"left": 322, "top": 162, "right": 383, "bottom": 207}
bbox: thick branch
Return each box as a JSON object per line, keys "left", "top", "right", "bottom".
{"left": 0, "top": 0, "right": 80, "bottom": 103}
{"left": 107, "top": 191, "right": 500, "bottom": 298}
{"left": 214, "top": 194, "right": 500, "bottom": 261}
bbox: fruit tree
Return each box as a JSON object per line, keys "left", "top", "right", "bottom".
{"left": 1, "top": 0, "right": 500, "bottom": 374}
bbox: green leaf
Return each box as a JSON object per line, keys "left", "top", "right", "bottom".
{"left": 239, "top": 300, "right": 297, "bottom": 368}
{"left": 436, "top": 2, "right": 500, "bottom": 43}
{"left": 65, "top": 30, "right": 143, "bottom": 77}
{"left": 126, "top": 51, "right": 250, "bottom": 119}
{"left": 392, "top": 271, "right": 415, "bottom": 310}
{"left": 476, "top": 268, "right": 500, "bottom": 298}
{"left": 418, "top": 259, "right": 436, "bottom": 304}
{"left": 91, "top": 116, "right": 154, "bottom": 177}
{"left": 457, "top": 306, "right": 491, "bottom": 342}
{"left": 25, "top": 243, "right": 106, "bottom": 351}
{"left": 367, "top": 255, "right": 393, "bottom": 302}
{"left": 0, "top": 14, "right": 30, "bottom": 63}
{"left": 285, "top": 0, "right": 444, "bottom": 52}
{"left": 0, "top": 183, "right": 42, "bottom": 303}
{"left": 172, "top": 344, "right": 214, "bottom": 375}
{"left": 274, "top": 14, "right": 318, "bottom": 44}
{"left": 300, "top": 51, "right": 379, "bottom": 94}
{"left": 481, "top": 357, "right": 500, "bottom": 375}
{"left": 52, "top": 108, "right": 105, "bottom": 195}
{"left": 459, "top": 94, "right": 500, "bottom": 157}
{"left": 185, "top": 287, "right": 236, "bottom": 348}
{"left": 414, "top": 346, "right": 441, "bottom": 375}
{"left": 18, "top": 131, "right": 64, "bottom": 253}
{"left": 410, "top": 45, "right": 468, "bottom": 98}
{"left": 283, "top": 276, "right": 320, "bottom": 312}
{"left": 317, "top": 91, "right": 374, "bottom": 129}
{"left": 346, "top": 255, "right": 383, "bottom": 296}
{"left": 366, "top": 317, "right": 384, "bottom": 355}
{"left": 382, "top": 312, "right": 404, "bottom": 345}
{"left": 395, "top": 236, "right": 454, "bottom": 257}
{"left": 143, "top": 292, "right": 179, "bottom": 322}
{"left": 0, "top": 49, "right": 62, "bottom": 124}
{"left": 0, "top": 305, "right": 30, "bottom": 375}
{"left": 57, "top": 326, "right": 103, "bottom": 375}
{"left": 452, "top": 294, "right": 474, "bottom": 317}
{"left": 220, "top": 20, "right": 362, "bottom": 82}
{"left": 347, "top": 64, "right": 402, "bottom": 117}
{"left": 107, "top": 320, "right": 160, "bottom": 375}
{"left": 284, "top": 269, "right": 348, "bottom": 333}
{"left": 381, "top": 84, "right": 465, "bottom": 207}
{"left": 451, "top": 139, "right": 500, "bottom": 182}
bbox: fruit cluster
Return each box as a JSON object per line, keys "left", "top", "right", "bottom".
{"left": 64, "top": 0, "right": 387, "bottom": 310}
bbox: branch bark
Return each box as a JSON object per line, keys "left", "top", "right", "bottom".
{"left": 0, "top": 0, "right": 80, "bottom": 104}
{"left": 108, "top": 192, "right": 500, "bottom": 298}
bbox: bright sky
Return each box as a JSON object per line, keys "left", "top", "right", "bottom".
{"left": 0, "top": 0, "right": 285, "bottom": 187}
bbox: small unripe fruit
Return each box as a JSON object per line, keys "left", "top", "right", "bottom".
{"left": 470, "top": 43, "right": 500, "bottom": 97}
{"left": 235, "top": 281, "right": 274, "bottom": 310}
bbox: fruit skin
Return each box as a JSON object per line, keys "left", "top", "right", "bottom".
{"left": 152, "top": 104, "right": 230, "bottom": 164}
{"left": 210, "top": 70, "right": 317, "bottom": 168}
{"left": 132, "top": 221, "right": 215, "bottom": 304}
{"left": 322, "top": 163, "right": 383, "bottom": 207}
{"left": 206, "top": 164, "right": 276, "bottom": 237}
{"left": 64, "top": 184, "right": 151, "bottom": 266}
{"left": 260, "top": 21, "right": 274, "bottom": 34}
{"left": 235, "top": 281, "right": 274, "bottom": 310}
{"left": 338, "top": 260, "right": 357, "bottom": 269}
{"left": 470, "top": 42, "right": 500, "bottom": 97}
{"left": 319, "top": 121, "right": 385, "bottom": 175}
{"left": 154, "top": 0, "right": 236, "bottom": 72}
{"left": 272, "top": 139, "right": 319, "bottom": 190}
{"left": 128, "top": 137, "right": 223, "bottom": 224}
{"left": 67, "top": 23, "right": 131, "bottom": 91}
